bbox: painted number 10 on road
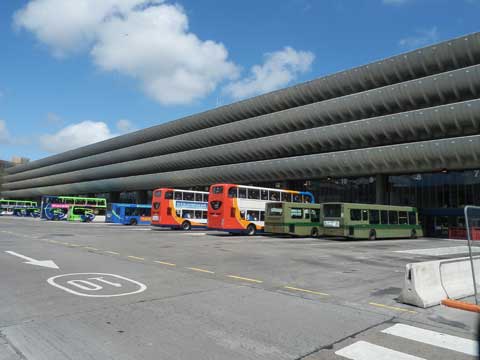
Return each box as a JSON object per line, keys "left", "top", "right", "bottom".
{"left": 47, "top": 273, "right": 147, "bottom": 297}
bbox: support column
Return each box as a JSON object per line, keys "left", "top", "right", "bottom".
{"left": 135, "top": 190, "right": 148, "bottom": 204}
{"left": 375, "top": 174, "right": 387, "bottom": 205}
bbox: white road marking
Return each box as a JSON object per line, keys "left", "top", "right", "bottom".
{"left": 47, "top": 273, "right": 146, "bottom": 297}
{"left": 5, "top": 251, "right": 59, "bottom": 269}
{"left": 396, "top": 246, "right": 480, "bottom": 256}
{"left": 381, "top": 324, "right": 478, "bottom": 356}
{"left": 335, "top": 341, "right": 425, "bottom": 360}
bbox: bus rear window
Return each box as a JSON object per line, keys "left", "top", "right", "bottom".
{"left": 212, "top": 186, "right": 224, "bottom": 194}
{"left": 165, "top": 191, "right": 173, "bottom": 199}
{"left": 324, "top": 204, "right": 341, "bottom": 218}
{"left": 268, "top": 205, "right": 283, "bottom": 216}
{"left": 154, "top": 190, "right": 162, "bottom": 198}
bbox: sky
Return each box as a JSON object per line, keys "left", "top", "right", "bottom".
{"left": 0, "top": 0, "right": 477, "bottom": 161}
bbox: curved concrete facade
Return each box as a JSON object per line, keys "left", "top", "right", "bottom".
{"left": 4, "top": 65, "right": 480, "bottom": 184}
{"left": 5, "top": 32, "right": 480, "bottom": 176}
{"left": 1, "top": 135, "right": 478, "bottom": 197}
{"left": 2, "top": 32, "right": 480, "bottom": 199}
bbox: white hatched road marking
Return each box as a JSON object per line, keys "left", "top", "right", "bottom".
{"left": 396, "top": 246, "right": 480, "bottom": 256}
{"left": 381, "top": 324, "right": 478, "bottom": 356}
{"left": 335, "top": 341, "right": 425, "bottom": 360}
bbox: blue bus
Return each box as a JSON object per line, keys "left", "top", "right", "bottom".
{"left": 106, "top": 203, "right": 152, "bottom": 225}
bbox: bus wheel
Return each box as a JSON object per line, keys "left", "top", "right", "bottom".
{"left": 246, "top": 224, "right": 256, "bottom": 236}
{"left": 410, "top": 229, "right": 417, "bottom": 239}
{"left": 310, "top": 227, "right": 319, "bottom": 238}
{"left": 181, "top": 221, "right": 191, "bottom": 231}
{"left": 130, "top": 219, "right": 138, "bottom": 226}
{"left": 369, "top": 229, "right": 377, "bottom": 241}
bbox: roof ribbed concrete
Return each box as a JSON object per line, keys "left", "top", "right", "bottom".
{"left": 6, "top": 32, "right": 480, "bottom": 176}
{"left": 4, "top": 64, "right": 480, "bottom": 184}
{"left": 3, "top": 100, "right": 479, "bottom": 191}
{"left": 2, "top": 135, "right": 478, "bottom": 198}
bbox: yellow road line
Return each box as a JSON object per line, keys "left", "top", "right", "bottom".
{"left": 369, "top": 302, "right": 417, "bottom": 314}
{"left": 154, "top": 260, "right": 176, "bottom": 266}
{"left": 84, "top": 246, "right": 99, "bottom": 251}
{"left": 284, "top": 286, "right": 329, "bottom": 296}
{"left": 128, "top": 255, "right": 145, "bottom": 261}
{"left": 104, "top": 250, "right": 120, "bottom": 255}
{"left": 227, "top": 275, "right": 263, "bottom": 283}
{"left": 186, "top": 267, "right": 215, "bottom": 274}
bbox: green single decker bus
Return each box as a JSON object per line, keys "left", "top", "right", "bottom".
{"left": 322, "top": 202, "right": 423, "bottom": 240}
{"left": 0, "top": 199, "right": 38, "bottom": 216}
{"left": 264, "top": 202, "right": 323, "bottom": 237}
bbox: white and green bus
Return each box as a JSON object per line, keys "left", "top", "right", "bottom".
{"left": 264, "top": 202, "right": 323, "bottom": 237}
{"left": 322, "top": 202, "right": 422, "bottom": 240}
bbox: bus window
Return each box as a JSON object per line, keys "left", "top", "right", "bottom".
{"left": 362, "top": 210, "right": 368, "bottom": 221}
{"left": 202, "top": 211, "right": 208, "bottom": 219}
{"left": 202, "top": 194, "right": 209, "bottom": 202}
{"left": 174, "top": 192, "right": 183, "bottom": 200}
{"left": 240, "top": 210, "right": 246, "bottom": 219}
{"left": 381, "top": 210, "right": 388, "bottom": 224}
{"left": 291, "top": 208, "right": 302, "bottom": 219}
{"left": 304, "top": 209, "right": 310, "bottom": 219}
{"left": 350, "top": 209, "right": 361, "bottom": 221}
{"left": 125, "top": 207, "right": 138, "bottom": 216}
{"left": 248, "top": 189, "right": 259, "bottom": 200}
{"left": 228, "top": 187, "right": 237, "bottom": 198}
{"left": 399, "top": 211, "right": 408, "bottom": 224}
{"left": 154, "top": 190, "right": 162, "bottom": 198}
{"left": 408, "top": 211, "right": 417, "bottom": 225}
{"left": 369, "top": 210, "right": 380, "bottom": 224}
{"left": 282, "top": 192, "right": 292, "bottom": 202}
{"left": 293, "top": 194, "right": 302, "bottom": 203}
{"left": 165, "top": 191, "right": 173, "bottom": 199}
{"left": 194, "top": 210, "right": 202, "bottom": 219}
{"left": 268, "top": 205, "right": 283, "bottom": 216}
{"left": 175, "top": 209, "right": 181, "bottom": 217}
{"left": 153, "top": 202, "right": 160, "bottom": 210}
{"left": 260, "top": 211, "right": 265, "bottom": 221}
{"left": 87, "top": 200, "right": 96, "bottom": 206}
{"left": 389, "top": 211, "right": 398, "bottom": 224}
{"left": 269, "top": 191, "right": 280, "bottom": 201}
{"left": 183, "top": 192, "right": 194, "bottom": 201}
{"left": 142, "top": 208, "right": 151, "bottom": 216}
{"left": 311, "top": 209, "right": 320, "bottom": 222}
{"left": 324, "top": 204, "right": 341, "bottom": 218}
{"left": 183, "top": 210, "right": 193, "bottom": 219}
{"left": 195, "top": 193, "right": 203, "bottom": 202}
{"left": 212, "top": 186, "right": 223, "bottom": 194}
{"left": 238, "top": 188, "right": 247, "bottom": 198}
{"left": 246, "top": 210, "right": 258, "bottom": 221}
{"left": 261, "top": 190, "right": 268, "bottom": 200}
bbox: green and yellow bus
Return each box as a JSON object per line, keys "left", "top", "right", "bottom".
{"left": 0, "top": 199, "right": 38, "bottom": 217}
{"left": 322, "top": 202, "right": 422, "bottom": 240}
{"left": 264, "top": 202, "right": 323, "bottom": 237}
{"left": 40, "top": 195, "right": 107, "bottom": 222}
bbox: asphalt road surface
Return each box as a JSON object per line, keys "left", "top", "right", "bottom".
{"left": 0, "top": 216, "right": 478, "bottom": 360}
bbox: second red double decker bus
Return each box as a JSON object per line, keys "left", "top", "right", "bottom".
{"left": 207, "top": 183, "right": 314, "bottom": 235}
{"left": 151, "top": 188, "right": 209, "bottom": 230}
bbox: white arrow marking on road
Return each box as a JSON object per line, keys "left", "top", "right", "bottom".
{"left": 5, "top": 251, "right": 59, "bottom": 269}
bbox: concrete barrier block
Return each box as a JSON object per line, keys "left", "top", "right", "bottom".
{"left": 399, "top": 256, "right": 480, "bottom": 308}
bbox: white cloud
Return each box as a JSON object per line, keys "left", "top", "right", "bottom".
{"left": 14, "top": 0, "right": 239, "bottom": 104}
{"left": 39, "top": 121, "right": 116, "bottom": 153}
{"left": 224, "top": 47, "right": 314, "bottom": 100}
{"left": 0, "top": 120, "right": 11, "bottom": 144}
{"left": 116, "top": 119, "right": 135, "bottom": 132}
{"left": 399, "top": 27, "right": 439, "bottom": 49}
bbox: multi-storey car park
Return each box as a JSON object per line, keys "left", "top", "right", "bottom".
{"left": 1, "top": 32, "right": 480, "bottom": 237}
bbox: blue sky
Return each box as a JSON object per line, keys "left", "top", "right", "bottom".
{"left": 0, "top": 0, "right": 477, "bottom": 161}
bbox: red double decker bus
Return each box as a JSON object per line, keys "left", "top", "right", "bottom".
{"left": 207, "top": 183, "right": 314, "bottom": 235}
{"left": 151, "top": 188, "right": 209, "bottom": 230}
